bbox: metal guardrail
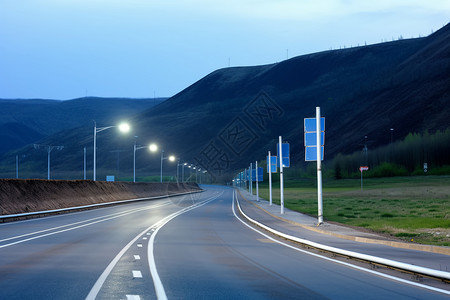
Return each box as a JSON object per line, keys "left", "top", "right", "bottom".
{"left": 234, "top": 189, "right": 450, "bottom": 282}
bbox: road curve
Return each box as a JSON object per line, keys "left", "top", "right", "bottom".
{"left": 0, "top": 185, "right": 448, "bottom": 299}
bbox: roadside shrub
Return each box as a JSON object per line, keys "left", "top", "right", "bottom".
{"left": 367, "top": 162, "right": 408, "bottom": 178}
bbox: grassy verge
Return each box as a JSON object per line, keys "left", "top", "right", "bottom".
{"left": 254, "top": 176, "right": 450, "bottom": 246}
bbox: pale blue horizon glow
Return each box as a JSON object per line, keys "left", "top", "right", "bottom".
{"left": 0, "top": 1, "right": 448, "bottom": 100}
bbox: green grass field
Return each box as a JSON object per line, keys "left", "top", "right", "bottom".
{"left": 254, "top": 176, "right": 450, "bottom": 246}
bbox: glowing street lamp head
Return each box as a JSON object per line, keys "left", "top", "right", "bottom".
{"left": 168, "top": 155, "right": 175, "bottom": 162}
{"left": 149, "top": 143, "right": 158, "bottom": 152}
{"left": 118, "top": 123, "right": 130, "bottom": 133}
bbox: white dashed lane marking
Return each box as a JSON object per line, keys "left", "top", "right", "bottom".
{"left": 134, "top": 255, "right": 140, "bottom": 260}
{"left": 132, "top": 270, "right": 143, "bottom": 278}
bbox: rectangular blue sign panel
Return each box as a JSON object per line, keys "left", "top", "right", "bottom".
{"left": 305, "top": 146, "right": 324, "bottom": 161}
{"left": 276, "top": 143, "right": 290, "bottom": 168}
{"left": 251, "top": 168, "right": 263, "bottom": 182}
{"left": 304, "top": 117, "right": 325, "bottom": 132}
{"left": 304, "top": 131, "right": 325, "bottom": 146}
{"left": 267, "top": 155, "right": 277, "bottom": 173}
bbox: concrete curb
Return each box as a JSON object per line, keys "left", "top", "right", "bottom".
{"left": 237, "top": 190, "right": 450, "bottom": 256}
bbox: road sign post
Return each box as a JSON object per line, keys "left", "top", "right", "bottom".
{"left": 244, "top": 168, "right": 247, "bottom": 190}
{"left": 360, "top": 166, "right": 369, "bottom": 191}
{"left": 304, "top": 108, "right": 325, "bottom": 225}
{"left": 267, "top": 151, "right": 274, "bottom": 206}
{"left": 249, "top": 163, "right": 252, "bottom": 195}
{"left": 316, "top": 107, "right": 323, "bottom": 225}
{"left": 276, "top": 138, "right": 290, "bottom": 214}
{"left": 278, "top": 136, "right": 284, "bottom": 214}
{"left": 256, "top": 161, "right": 259, "bottom": 202}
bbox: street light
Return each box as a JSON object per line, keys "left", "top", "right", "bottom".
{"left": 133, "top": 141, "right": 157, "bottom": 182}
{"left": 160, "top": 150, "right": 175, "bottom": 183}
{"left": 93, "top": 121, "right": 130, "bottom": 181}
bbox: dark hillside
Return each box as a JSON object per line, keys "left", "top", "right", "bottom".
{"left": 126, "top": 24, "right": 449, "bottom": 180}
{"left": 2, "top": 24, "right": 448, "bottom": 182}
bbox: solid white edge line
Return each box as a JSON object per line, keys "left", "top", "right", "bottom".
{"left": 147, "top": 191, "right": 223, "bottom": 300}
{"left": 232, "top": 189, "right": 450, "bottom": 296}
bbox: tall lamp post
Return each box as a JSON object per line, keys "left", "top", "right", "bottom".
{"left": 160, "top": 150, "right": 175, "bottom": 183}
{"left": 200, "top": 170, "right": 207, "bottom": 184}
{"left": 177, "top": 161, "right": 185, "bottom": 183}
{"left": 33, "top": 144, "right": 64, "bottom": 180}
{"left": 133, "top": 142, "right": 157, "bottom": 182}
{"left": 182, "top": 162, "right": 187, "bottom": 183}
{"left": 93, "top": 121, "right": 130, "bottom": 181}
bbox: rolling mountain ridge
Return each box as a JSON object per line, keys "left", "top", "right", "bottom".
{"left": 0, "top": 97, "right": 166, "bottom": 154}
{"left": 1, "top": 23, "right": 449, "bottom": 182}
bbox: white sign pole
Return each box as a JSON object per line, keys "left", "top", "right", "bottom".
{"left": 244, "top": 168, "right": 247, "bottom": 190}
{"left": 316, "top": 107, "right": 323, "bottom": 225}
{"left": 279, "top": 136, "right": 285, "bottom": 214}
{"left": 256, "top": 161, "right": 259, "bottom": 202}
{"left": 268, "top": 151, "right": 273, "bottom": 206}
{"left": 361, "top": 169, "right": 363, "bottom": 191}
{"left": 249, "top": 163, "right": 252, "bottom": 195}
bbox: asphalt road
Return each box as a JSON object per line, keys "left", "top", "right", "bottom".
{"left": 0, "top": 185, "right": 448, "bottom": 299}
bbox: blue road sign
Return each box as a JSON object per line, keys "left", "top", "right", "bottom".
{"left": 304, "top": 117, "right": 325, "bottom": 132}
{"left": 252, "top": 168, "right": 263, "bottom": 182}
{"left": 305, "top": 146, "right": 324, "bottom": 161}
{"left": 276, "top": 143, "right": 290, "bottom": 167}
{"left": 304, "top": 116, "right": 325, "bottom": 162}
{"left": 304, "top": 132, "right": 325, "bottom": 146}
{"left": 267, "top": 155, "right": 277, "bottom": 173}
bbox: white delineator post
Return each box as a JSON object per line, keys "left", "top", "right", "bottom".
{"left": 316, "top": 107, "right": 323, "bottom": 225}
{"left": 268, "top": 151, "right": 273, "bottom": 206}
{"left": 279, "top": 136, "right": 284, "bottom": 214}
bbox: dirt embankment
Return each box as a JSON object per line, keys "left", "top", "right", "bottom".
{"left": 0, "top": 179, "right": 201, "bottom": 215}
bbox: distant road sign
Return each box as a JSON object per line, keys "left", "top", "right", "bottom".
{"left": 277, "top": 143, "right": 290, "bottom": 167}
{"left": 267, "top": 155, "right": 277, "bottom": 173}
{"left": 359, "top": 166, "right": 369, "bottom": 172}
{"left": 252, "top": 167, "right": 263, "bottom": 182}
{"left": 305, "top": 146, "right": 324, "bottom": 161}
{"left": 304, "top": 117, "right": 325, "bottom": 132}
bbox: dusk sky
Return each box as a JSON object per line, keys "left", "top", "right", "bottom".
{"left": 1, "top": 1, "right": 449, "bottom": 100}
